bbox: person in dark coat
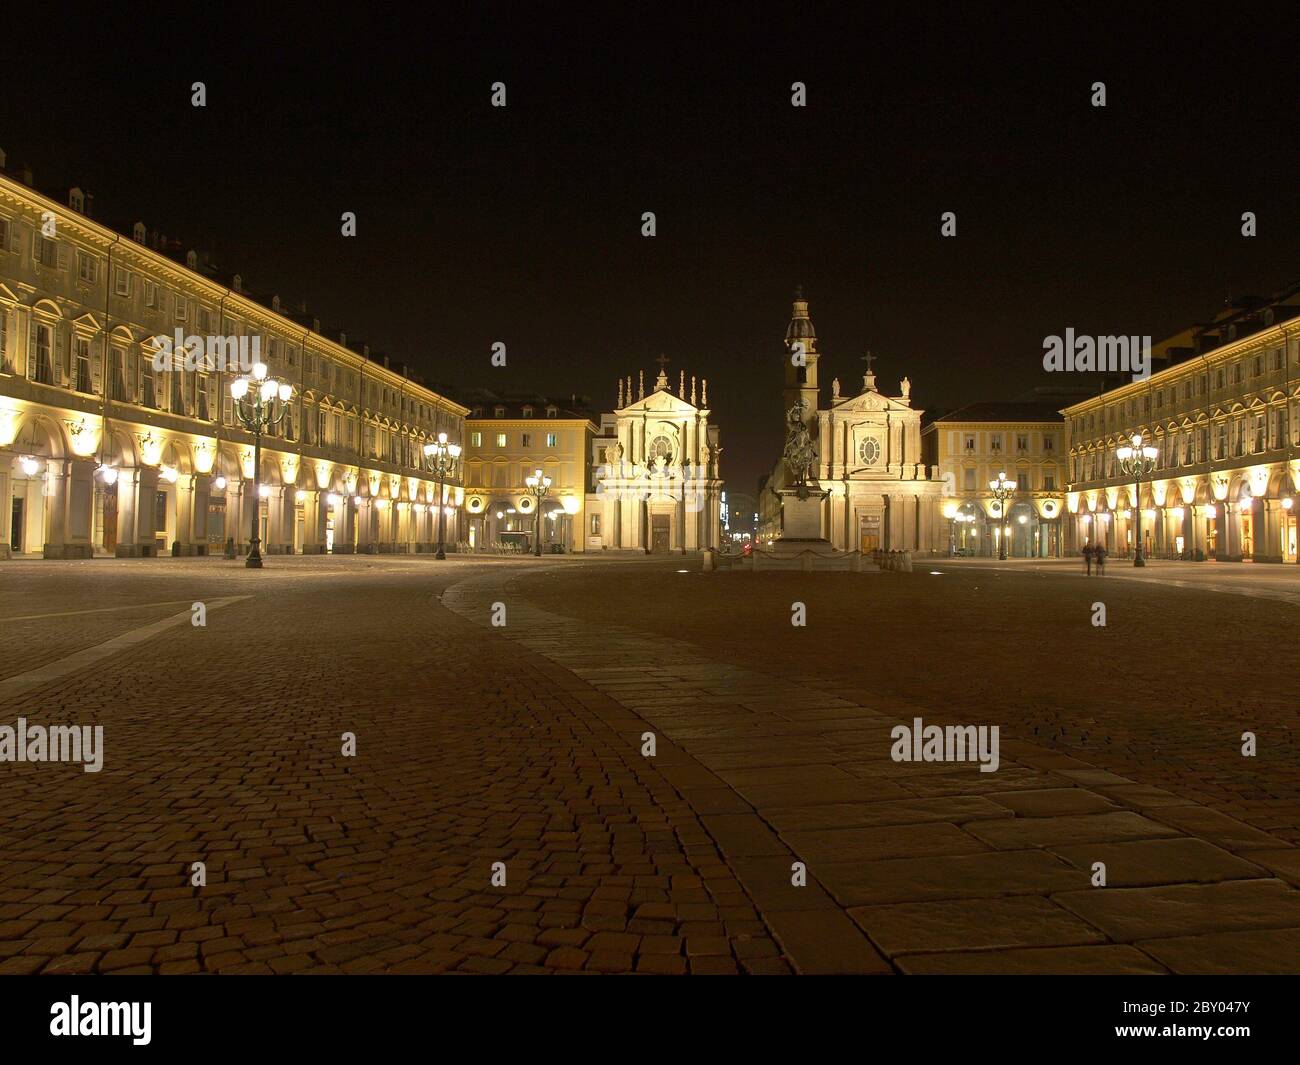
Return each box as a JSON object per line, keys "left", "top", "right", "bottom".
{"left": 1094, "top": 541, "right": 1107, "bottom": 575}
{"left": 1083, "top": 542, "right": 1094, "bottom": 575}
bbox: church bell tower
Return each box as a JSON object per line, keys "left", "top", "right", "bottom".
{"left": 783, "top": 286, "right": 820, "bottom": 433}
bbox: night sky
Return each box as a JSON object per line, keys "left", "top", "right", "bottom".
{"left": 2, "top": 6, "right": 1296, "bottom": 495}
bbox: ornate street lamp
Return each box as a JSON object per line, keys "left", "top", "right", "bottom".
{"left": 422, "top": 432, "right": 462, "bottom": 560}
{"left": 1116, "top": 433, "right": 1158, "bottom": 567}
{"left": 988, "top": 471, "right": 1016, "bottom": 560}
{"left": 524, "top": 468, "right": 552, "bottom": 556}
{"left": 230, "top": 361, "right": 293, "bottom": 568}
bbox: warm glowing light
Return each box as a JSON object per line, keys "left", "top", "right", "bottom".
{"left": 260, "top": 379, "right": 278, "bottom": 402}
{"left": 278, "top": 382, "right": 293, "bottom": 403}
{"left": 97, "top": 464, "right": 118, "bottom": 486}
{"left": 561, "top": 496, "right": 581, "bottom": 515}
{"left": 1206, "top": 504, "right": 1217, "bottom": 518}
{"left": 295, "top": 490, "right": 307, "bottom": 503}
{"left": 1284, "top": 498, "right": 1295, "bottom": 511}
{"left": 252, "top": 362, "right": 268, "bottom": 381}
{"left": 326, "top": 493, "right": 341, "bottom": 506}
{"left": 353, "top": 495, "right": 363, "bottom": 506}
{"left": 20, "top": 455, "right": 40, "bottom": 477}
{"left": 230, "top": 377, "right": 249, "bottom": 400}
{"left": 160, "top": 466, "right": 179, "bottom": 484}
{"left": 214, "top": 475, "right": 227, "bottom": 491}
{"left": 259, "top": 484, "right": 271, "bottom": 499}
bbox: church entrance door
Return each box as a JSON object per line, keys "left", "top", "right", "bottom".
{"left": 651, "top": 514, "right": 670, "bottom": 553}
{"left": 859, "top": 514, "right": 881, "bottom": 553}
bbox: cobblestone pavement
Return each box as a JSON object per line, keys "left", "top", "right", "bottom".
{"left": 1, "top": 554, "right": 1298, "bottom": 974}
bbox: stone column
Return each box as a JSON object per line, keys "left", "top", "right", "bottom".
{"left": 174, "top": 473, "right": 197, "bottom": 553}
{"left": 44, "top": 457, "right": 95, "bottom": 558}
{"left": 1257, "top": 500, "right": 1283, "bottom": 563}
{"left": 0, "top": 452, "right": 12, "bottom": 559}
{"left": 114, "top": 465, "right": 160, "bottom": 557}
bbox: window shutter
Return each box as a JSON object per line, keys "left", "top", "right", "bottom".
{"left": 6, "top": 222, "right": 16, "bottom": 252}
{"left": 91, "top": 338, "right": 103, "bottom": 395}
{"left": 26, "top": 223, "right": 37, "bottom": 265}
{"left": 26, "top": 316, "right": 37, "bottom": 379}
{"left": 56, "top": 243, "right": 68, "bottom": 271}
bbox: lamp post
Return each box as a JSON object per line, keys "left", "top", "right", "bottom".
{"left": 229, "top": 361, "right": 292, "bottom": 568}
{"left": 422, "top": 432, "right": 462, "bottom": 560}
{"left": 989, "top": 471, "right": 1016, "bottom": 560}
{"left": 1116, "top": 433, "right": 1158, "bottom": 567}
{"left": 524, "top": 468, "right": 552, "bottom": 556}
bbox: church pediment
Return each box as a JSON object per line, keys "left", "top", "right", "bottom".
{"left": 622, "top": 388, "right": 698, "bottom": 415}
{"left": 831, "top": 390, "right": 910, "bottom": 414}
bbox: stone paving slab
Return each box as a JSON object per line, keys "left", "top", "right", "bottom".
{"left": 440, "top": 560, "right": 1300, "bottom": 974}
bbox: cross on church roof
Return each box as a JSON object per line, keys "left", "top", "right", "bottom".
{"left": 861, "top": 350, "right": 876, "bottom": 373}
{"left": 653, "top": 353, "right": 670, "bottom": 391}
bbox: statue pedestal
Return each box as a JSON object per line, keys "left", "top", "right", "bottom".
{"left": 771, "top": 486, "right": 836, "bottom": 557}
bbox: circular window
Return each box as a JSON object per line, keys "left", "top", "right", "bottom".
{"left": 649, "top": 436, "right": 674, "bottom": 464}
{"left": 519, "top": 497, "right": 532, "bottom": 511}
{"left": 857, "top": 437, "right": 881, "bottom": 466}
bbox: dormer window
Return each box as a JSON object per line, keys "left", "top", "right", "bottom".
{"left": 522, "top": 405, "right": 534, "bottom": 418}
{"left": 186, "top": 250, "right": 198, "bottom": 269}
{"left": 69, "top": 188, "right": 84, "bottom": 212}
{"left": 546, "top": 406, "right": 558, "bottom": 418}
{"left": 132, "top": 222, "right": 146, "bottom": 243}
{"left": 472, "top": 407, "right": 483, "bottom": 418}
{"left": 494, "top": 406, "right": 505, "bottom": 418}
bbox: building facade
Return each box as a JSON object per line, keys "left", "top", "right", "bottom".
{"left": 585, "top": 363, "right": 724, "bottom": 552}
{"left": 923, "top": 402, "right": 1067, "bottom": 557}
{"left": 461, "top": 396, "right": 596, "bottom": 552}
{"left": 1063, "top": 288, "right": 1300, "bottom": 563}
{"left": 758, "top": 290, "right": 946, "bottom": 553}
{"left": 0, "top": 170, "right": 466, "bottom": 560}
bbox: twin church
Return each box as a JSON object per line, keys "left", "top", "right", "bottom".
{"left": 757, "top": 288, "right": 946, "bottom": 553}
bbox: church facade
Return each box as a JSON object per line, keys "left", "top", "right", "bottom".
{"left": 584, "top": 362, "right": 724, "bottom": 553}
{"left": 758, "top": 290, "right": 946, "bottom": 554}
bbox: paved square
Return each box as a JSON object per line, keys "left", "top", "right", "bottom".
{"left": 1, "top": 554, "right": 1298, "bottom": 974}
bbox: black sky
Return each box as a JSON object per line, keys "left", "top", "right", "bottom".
{"left": 2, "top": 4, "right": 1296, "bottom": 494}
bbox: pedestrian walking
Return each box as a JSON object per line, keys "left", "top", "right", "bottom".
{"left": 1083, "top": 542, "right": 1094, "bottom": 575}
{"left": 1095, "top": 541, "right": 1107, "bottom": 575}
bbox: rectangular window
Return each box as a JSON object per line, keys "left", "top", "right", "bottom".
{"left": 109, "top": 347, "right": 127, "bottom": 401}
{"left": 521, "top": 433, "right": 533, "bottom": 448}
{"left": 77, "top": 253, "right": 97, "bottom": 283}
{"left": 114, "top": 268, "right": 131, "bottom": 297}
{"left": 1044, "top": 473, "right": 1056, "bottom": 491}
{"left": 546, "top": 432, "right": 558, "bottom": 448}
{"left": 1043, "top": 435, "right": 1054, "bottom": 452}
{"left": 496, "top": 433, "right": 507, "bottom": 448}
{"left": 175, "top": 294, "right": 188, "bottom": 321}
{"left": 1016, "top": 434, "right": 1028, "bottom": 451}
{"left": 990, "top": 434, "right": 1002, "bottom": 451}
{"left": 590, "top": 513, "right": 601, "bottom": 535}
{"left": 34, "top": 324, "right": 54, "bottom": 384}
{"left": 471, "top": 431, "right": 482, "bottom": 447}
{"left": 0, "top": 308, "right": 8, "bottom": 374}
{"left": 964, "top": 435, "right": 975, "bottom": 451}
{"left": 1016, "top": 472, "right": 1029, "bottom": 491}
{"left": 963, "top": 468, "right": 975, "bottom": 491}
{"left": 142, "top": 360, "right": 156, "bottom": 408}
{"left": 144, "top": 280, "right": 157, "bottom": 307}
{"left": 38, "top": 235, "right": 58, "bottom": 267}
{"left": 74, "top": 337, "right": 92, "bottom": 393}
